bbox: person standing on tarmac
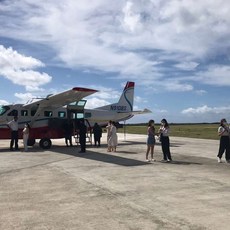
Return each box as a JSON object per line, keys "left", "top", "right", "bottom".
{"left": 106, "top": 120, "right": 112, "bottom": 152}
{"left": 22, "top": 123, "right": 30, "bottom": 152}
{"left": 108, "top": 121, "right": 118, "bottom": 152}
{"left": 7, "top": 116, "right": 19, "bottom": 151}
{"left": 217, "top": 118, "right": 230, "bottom": 163}
{"left": 146, "top": 119, "right": 156, "bottom": 162}
{"left": 93, "top": 122, "right": 102, "bottom": 147}
{"left": 158, "top": 118, "right": 172, "bottom": 162}
{"left": 78, "top": 119, "right": 87, "bottom": 153}
{"left": 63, "top": 121, "right": 73, "bottom": 147}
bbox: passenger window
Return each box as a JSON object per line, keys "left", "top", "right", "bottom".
{"left": 21, "top": 110, "right": 28, "bottom": 116}
{"left": 7, "top": 109, "right": 18, "bottom": 116}
{"left": 58, "top": 111, "right": 66, "bottom": 118}
{"left": 44, "top": 111, "right": 53, "bottom": 117}
{"left": 31, "top": 110, "right": 37, "bottom": 116}
{"left": 76, "top": 113, "right": 84, "bottom": 119}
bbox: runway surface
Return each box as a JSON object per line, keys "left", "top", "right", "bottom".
{"left": 0, "top": 133, "right": 229, "bottom": 230}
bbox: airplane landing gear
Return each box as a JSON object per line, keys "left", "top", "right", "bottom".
{"left": 39, "top": 138, "right": 52, "bottom": 149}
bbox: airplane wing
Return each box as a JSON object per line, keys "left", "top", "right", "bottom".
{"left": 23, "top": 87, "right": 98, "bottom": 127}
{"left": 23, "top": 87, "right": 98, "bottom": 109}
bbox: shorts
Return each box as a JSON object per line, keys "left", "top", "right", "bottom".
{"left": 147, "top": 135, "right": 155, "bottom": 145}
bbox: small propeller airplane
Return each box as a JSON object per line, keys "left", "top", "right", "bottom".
{"left": 0, "top": 81, "right": 151, "bottom": 149}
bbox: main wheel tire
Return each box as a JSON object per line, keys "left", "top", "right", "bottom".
{"left": 39, "top": 138, "right": 52, "bottom": 149}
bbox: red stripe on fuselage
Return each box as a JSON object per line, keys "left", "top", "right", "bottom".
{"left": 0, "top": 126, "right": 65, "bottom": 140}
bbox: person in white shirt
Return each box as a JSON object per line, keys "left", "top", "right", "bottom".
{"left": 158, "top": 118, "right": 172, "bottom": 162}
{"left": 217, "top": 118, "right": 230, "bottom": 163}
{"left": 22, "top": 123, "right": 30, "bottom": 152}
{"left": 7, "top": 116, "right": 19, "bottom": 151}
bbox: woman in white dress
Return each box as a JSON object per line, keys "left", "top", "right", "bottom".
{"left": 108, "top": 121, "right": 118, "bottom": 152}
{"left": 106, "top": 120, "right": 112, "bottom": 152}
{"left": 23, "top": 123, "right": 30, "bottom": 152}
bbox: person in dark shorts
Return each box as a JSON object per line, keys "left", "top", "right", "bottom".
{"left": 146, "top": 119, "right": 156, "bottom": 162}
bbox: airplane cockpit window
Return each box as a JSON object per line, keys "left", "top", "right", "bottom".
{"left": 0, "top": 106, "right": 10, "bottom": 116}
{"left": 58, "top": 111, "right": 66, "bottom": 118}
{"left": 21, "top": 110, "right": 28, "bottom": 116}
{"left": 44, "top": 111, "right": 53, "bottom": 117}
{"left": 7, "top": 109, "right": 18, "bottom": 116}
{"left": 77, "top": 100, "right": 87, "bottom": 107}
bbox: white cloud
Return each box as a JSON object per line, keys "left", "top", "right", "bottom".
{"left": 83, "top": 85, "right": 121, "bottom": 109}
{"left": 193, "top": 65, "right": 230, "bottom": 86}
{"left": 182, "top": 105, "right": 230, "bottom": 115}
{"left": 85, "top": 97, "right": 110, "bottom": 109}
{"left": 175, "top": 61, "right": 199, "bottom": 71}
{"left": 0, "top": 45, "right": 43, "bottom": 69}
{"left": 135, "top": 96, "right": 146, "bottom": 103}
{"left": 180, "top": 105, "right": 230, "bottom": 123}
{"left": 14, "top": 92, "right": 35, "bottom": 104}
{"left": 122, "top": 1, "right": 141, "bottom": 32}
{"left": 163, "top": 80, "right": 193, "bottom": 92}
{"left": 195, "top": 89, "right": 207, "bottom": 96}
{"left": 1, "top": 0, "right": 230, "bottom": 93}
{"left": 0, "top": 99, "right": 9, "bottom": 105}
{"left": 0, "top": 46, "right": 52, "bottom": 91}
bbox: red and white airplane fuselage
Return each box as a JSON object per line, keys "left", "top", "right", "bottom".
{"left": 0, "top": 82, "right": 151, "bottom": 149}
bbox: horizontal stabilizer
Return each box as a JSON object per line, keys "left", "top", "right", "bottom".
{"left": 131, "top": 108, "right": 152, "bottom": 115}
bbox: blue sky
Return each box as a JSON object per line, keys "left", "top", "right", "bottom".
{"left": 0, "top": 0, "right": 230, "bottom": 123}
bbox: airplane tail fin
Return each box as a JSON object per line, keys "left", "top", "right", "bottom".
{"left": 96, "top": 81, "right": 135, "bottom": 112}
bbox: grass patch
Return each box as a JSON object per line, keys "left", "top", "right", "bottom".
{"left": 117, "top": 123, "right": 220, "bottom": 140}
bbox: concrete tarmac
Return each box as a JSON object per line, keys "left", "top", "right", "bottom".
{"left": 0, "top": 133, "right": 229, "bottom": 230}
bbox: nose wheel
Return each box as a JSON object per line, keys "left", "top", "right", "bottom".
{"left": 39, "top": 138, "right": 52, "bottom": 149}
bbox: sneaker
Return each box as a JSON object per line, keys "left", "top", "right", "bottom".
{"left": 218, "top": 157, "right": 222, "bottom": 163}
{"left": 161, "top": 159, "right": 167, "bottom": 163}
{"left": 146, "top": 159, "right": 150, "bottom": 162}
{"left": 151, "top": 158, "right": 156, "bottom": 162}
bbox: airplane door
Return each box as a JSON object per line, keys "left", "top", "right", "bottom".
{"left": 67, "top": 100, "right": 86, "bottom": 119}
{"left": 67, "top": 100, "right": 92, "bottom": 145}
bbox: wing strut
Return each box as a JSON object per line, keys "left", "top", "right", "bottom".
{"left": 123, "top": 120, "right": 126, "bottom": 141}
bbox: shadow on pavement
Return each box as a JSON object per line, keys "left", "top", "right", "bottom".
{"left": 46, "top": 145, "right": 149, "bottom": 167}
{"left": 163, "top": 160, "right": 202, "bottom": 165}
{"left": 74, "top": 151, "right": 149, "bottom": 167}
